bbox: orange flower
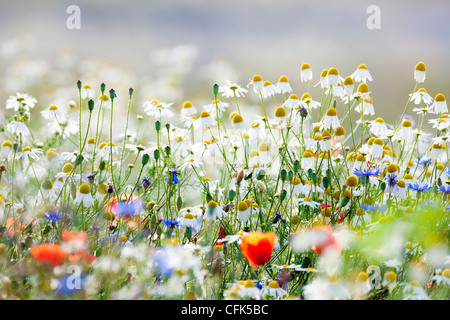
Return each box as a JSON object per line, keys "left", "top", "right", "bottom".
{"left": 312, "top": 226, "right": 342, "bottom": 256}
{"left": 62, "top": 229, "right": 96, "bottom": 264}
{"left": 239, "top": 231, "right": 277, "bottom": 267}
{"left": 30, "top": 243, "right": 67, "bottom": 267}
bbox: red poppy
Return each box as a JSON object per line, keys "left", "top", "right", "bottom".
{"left": 30, "top": 243, "right": 67, "bottom": 267}
{"left": 217, "top": 221, "right": 229, "bottom": 240}
{"left": 62, "top": 229, "right": 96, "bottom": 264}
{"left": 312, "top": 225, "right": 342, "bottom": 256}
{"left": 239, "top": 231, "right": 277, "bottom": 267}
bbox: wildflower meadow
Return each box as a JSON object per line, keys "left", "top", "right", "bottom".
{"left": 0, "top": 56, "right": 449, "bottom": 302}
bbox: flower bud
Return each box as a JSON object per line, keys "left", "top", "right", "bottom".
{"left": 185, "top": 228, "right": 192, "bottom": 240}
{"left": 293, "top": 160, "right": 300, "bottom": 173}
{"left": 164, "top": 146, "right": 171, "bottom": 156}
{"left": 129, "top": 87, "right": 134, "bottom": 96}
{"left": 77, "top": 80, "right": 82, "bottom": 90}
{"left": 322, "top": 176, "right": 329, "bottom": 189}
{"left": 280, "top": 169, "right": 287, "bottom": 181}
{"left": 228, "top": 190, "right": 236, "bottom": 201}
{"left": 155, "top": 121, "right": 161, "bottom": 131}
{"left": 142, "top": 153, "right": 150, "bottom": 166}
{"left": 88, "top": 99, "right": 94, "bottom": 112}
{"left": 100, "top": 83, "right": 106, "bottom": 93}
{"left": 280, "top": 189, "right": 287, "bottom": 201}
{"left": 256, "top": 169, "right": 266, "bottom": 180}
{"left": 288, "top": 170, "right": 294, "bottom": 182}
{"left": 213, "top": 84, "right": 219, "bottom": 96}
{"left": 109, "top": 89, "right": 116, "bottom": 100}
{"left": 154, "top": 149, "right": 160, "bottom": 160}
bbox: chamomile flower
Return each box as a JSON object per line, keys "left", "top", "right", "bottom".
{"left": 6, "top": 92, "right": 37, "bottom": 112}
{"left": 343, "top": 76, "right": 354, "bottom": 96}
{"left": 261, "top": 280, "right": 287, "bottom": 300}
{"left": 350, "top": 64, "right": 373, "bottom": 82}
{"left": 0, "top": 140, "right": 13, "bottom": 159}
{"left": 368, "top": 118, "right": 391, "bottom": 138}
{"left": 414, "top": 62, "right": 426, "bottom": 83}
{"left": 370, "top": 138, "right": 385, "bottom": 159}
{"left": 236, "top": 201, "right": 251, "bottom": 222}
{"left": 179, "top": 157, "right": 204, "bottom": 171}
{"left": 314, "top": 69, "right": 329, "bottom": 89}
{"left": 202, "top": 99, "right": 230, "bottom": 115}
{"left": 326, "top": 67, "right": 344, "bottom": 87}
{"left": 261, "top": 81, "right": 280, "bottom": 99}
{"left": 247, "top": 74, "right": 264, "bottom": 94}
{"left": 41, "top": 105, "right": 67, "bottom": 121}
{"left": 300, "top": 93, "right": 321, "bottom": 110}
{"left": 74, "top": 183, "right": 95, "bottom": 207}
{"left": 205, "top": 201, "right": 224, "bottom": 221}
{"left": 144, "top": 100, "right": 174, "bottom": 118}
{"left": 5, "top": 118, "right": 30, "bottom": 136}
{"left": 355, "top": 97, "right": 375, "bottom": 116}
{"left": 219, "top": 80, "right": 248, "bottom": 98}
{"left": 394, "top": 119, "right": 414, "bottom": 142}
{"left": 430, "top": 93, "right": 448, "bottom": 114}
{"left": 199, "top": 111, "right": 217, "bottom": 128}
{"left": 431, "top": 269, "right": 450, "bottom": 286}
{"left": 17, "top": 146, "right": 42, "bottom": 161}
{"left": 410, "top": 88, "right": 433, "bottom": 105}
{"left": 80, "top": 84, "right": 95, "bottom": 99}
{"left": 298, "top": 197, "right": 320, "bottom": 209}
{"left": 40, "top": 179, "right": 57, "bottom": 202}
{"left": 177, "top": 100, "right": 196, "bottom": 117}
{"left": 300, "top": 63, "right": 313, "bottom": 82}
{"left": 321, "top": 108, "right": 340, "bottom": 130}
{"left": 282, "top": 94, "right": 301, "bottom": 109}
{"left": 276, "top": 75, "right": 292, "bottom": 93}
{"left": 97, "top": 93, "right": 111, "bottom": 109}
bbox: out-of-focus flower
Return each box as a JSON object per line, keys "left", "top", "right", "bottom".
{"left": 239, "top": 231, "right": 277, "bottom": 267}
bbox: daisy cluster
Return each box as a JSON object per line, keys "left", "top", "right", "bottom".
{"left": 0, "top": 61, "right": 448, "bottom": 300}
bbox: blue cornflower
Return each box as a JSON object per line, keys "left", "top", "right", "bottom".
{"left": 407, "top": 181, "right": 433, "bottom": 192}
{"left": 165, "top": 168, "right": 179, "bottom": 185}
{"left": 361, "top": 204, "right": 387, "bottom": 212}
{"left": 385, "top": 173, "right": 399, "bottom": 188}
{"left": 45, "top": 211, "right": 62, "bottom": 223}
{"left": 440, "top": 184, "right": 450, "bottom": 193}
{"left": 353, "top": 167, "right": 381, "bottom": 177}
{"left": 163, "top": 218, "right": 181, "bottom": 229}
{"left": 446, "top": 167, "right": 450, "bottom": 176}
{"left": 417, "top": 156, "right": 432, "bottom": 167}
{"left": 117, "top": 199, "right": 145, "bottom": 217}
{"left": 418, "top": 200, "right": 439, "bottom": 209}
{"left": 142, "top": 177, "right": 151, "bottom": 189}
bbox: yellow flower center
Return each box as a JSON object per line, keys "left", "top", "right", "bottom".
{"left": 435, "top": 93, "right": 446, "bottom": 102}
{"left": 278, "top": 75, "right": 289, "bottom": 83}
{"left": 415, "top": 62, "right": 426, "bottom": 72}
{"left": 1, "top": 140, "right": 13, "bottom": 148}
{"left": 344, "top": 77, "right": 354, "bottom": 86}
{"left": 274, "top": 107, "right": 287, "bottom": 118}
{"left": 22, "top": 146, "right": 32, "bottom": 152}
{"left": 232, "top": 114, "right": 244, "bottom": 124}
{"left": 252, "top": 74, "right": 263, "bottom": 82}
{"left": 326, "top": 108, "right": 337, "bottom": 117}
{"left": 268, "top": 280, "right": 280, "bottom": 289}
{"left": 237, "top": 201, "right": 249, "bottom": 212}
{"left": 328, "top": 67, "right": 338, "bottom": 75}
{"left": 320, "top": 69, "right": 328, "bottom": 77}
{"left": 79, "top": 183, "right": 91, "bottom": 194}
{"left": 263, "top": 81, "right": 272, "bottom": 87}
{"left": 48, "top": 105, "right": 58, "bottom": 111}
{"left": 258, "top": 142, "right": 270, "bottom": 152}
{"left": 200, "top": 111, "right": 211, "bottom": 118}
{"left": 357, "top": 63, "right": 368, "bottom": 70}
{"left": 182, "top": 101, "right": 193, "bottom": 109}
{"left": 184, "top": 212, "right": 194, "bottom": 220}
{"left": 301, "top": 63, "right": 311, "bottom": 71}
{"left": 357, "top": 83, "right": 369, "bottom": 93}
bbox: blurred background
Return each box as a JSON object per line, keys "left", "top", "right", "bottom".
{"left": 0, "top": 0, "right": 449, "bottom": 132}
